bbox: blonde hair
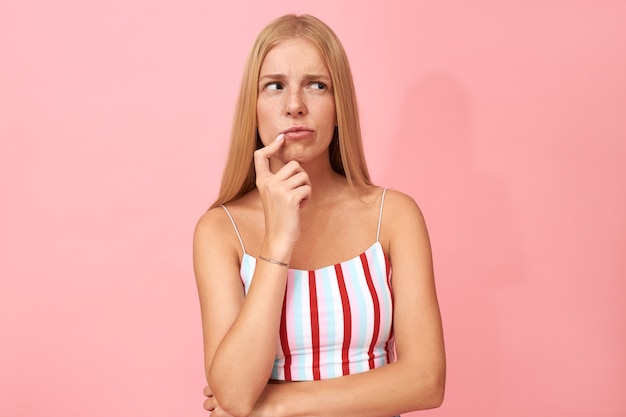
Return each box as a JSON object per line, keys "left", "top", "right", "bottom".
{"left": 211, "top": 14, "right": 371, "bottom": 209}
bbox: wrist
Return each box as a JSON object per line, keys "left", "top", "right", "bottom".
{"left": 258, "top": 255, "right": 290, "bottom": 268}
{"left": 260, "top": 239, "right": 294, "bottom": 266}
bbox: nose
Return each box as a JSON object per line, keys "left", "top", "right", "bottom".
{"left": 285, "top": 90, "right": 307, "bottom": 117}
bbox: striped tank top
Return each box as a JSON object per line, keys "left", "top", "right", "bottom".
{"left": 221, "top": 189, "right": 395, "bottom": 381}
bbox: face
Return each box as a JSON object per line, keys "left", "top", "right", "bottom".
{"left": 257, "top": 38, "right": 336, "bottom": 167}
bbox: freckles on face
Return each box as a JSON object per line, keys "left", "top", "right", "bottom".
{"left": 256, "top": 38, "right": 336, "bottom": 160}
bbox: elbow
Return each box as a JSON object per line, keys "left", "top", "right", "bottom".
{"left": 406, "top": 365, "right": 445, "bottom": 410}
{"left": 419, "top": 369, "right": 446, "bottom": 409}
{"left": 219, "top": 400, "right": 254, "bottom": 417}
{"left": 407, "top": 376, "right": 444, "bottom": 411}
{"left": 426, "top": 375, "right": 446, "bottom": 409}
{"left": 207, "top": 375, "right": 256, "bottom": 417}
{"left": 210, "top": 389, "right": 256, "bottom": 417}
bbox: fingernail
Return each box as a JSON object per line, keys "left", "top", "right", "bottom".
{"left": 275, "top": 133, "right": 285, "bottom": 142}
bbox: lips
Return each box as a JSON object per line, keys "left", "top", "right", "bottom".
{"left": 282, "top": 126, "right": 314, "bottom": 139}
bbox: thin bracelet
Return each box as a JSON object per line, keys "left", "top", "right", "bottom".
{"left": 258, "top": 255, "right": 290, "bottom": 268}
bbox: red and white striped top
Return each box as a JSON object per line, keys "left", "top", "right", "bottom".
{"left": 222, "top": 189, "right": 395, "bottom": 381}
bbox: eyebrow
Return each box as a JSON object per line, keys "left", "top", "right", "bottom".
{"left": 258, "top": 73, "right": 332, "bottom": 83}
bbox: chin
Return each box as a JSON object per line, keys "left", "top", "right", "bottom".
{"left": 278, "top": 143, "right": 327, "bottom": 165}
{"left": 279, "top": 153, "right": 306, "bottom": 164}
{"left": 278, "top": 145, "right": 305, "bottom": 162}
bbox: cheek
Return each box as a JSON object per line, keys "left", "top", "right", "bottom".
{"left": 324, "top": 102, "right": 337, "bottom": 128}
{"left": 256, "top": 102, "right": 273, "bottom": 143}
{"left": 256, "top": 101, "right": 267, "bottom": 124}
{"left": 321, "top": 95, "right": 336, "bottom": 123}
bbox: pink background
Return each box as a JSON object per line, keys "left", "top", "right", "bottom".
{"left": 1, "top": 1, "right": 625, "bottom": 416}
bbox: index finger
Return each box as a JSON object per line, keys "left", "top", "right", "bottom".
{"left": 253, "top": 133, "right": 285, "bottom": 177}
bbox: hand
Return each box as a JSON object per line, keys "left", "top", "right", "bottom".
{"left": 203, "top": 385, "right": 236, "bottom": 417}
{"left": 254, "top": 133, "right": 312, "bottom": 252}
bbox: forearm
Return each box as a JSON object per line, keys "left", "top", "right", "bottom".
{"left": 209, "top": 260, "right": 289, "bottom": 416}
{"left": 257, "top": 359, "right": 445, "bottom": 417}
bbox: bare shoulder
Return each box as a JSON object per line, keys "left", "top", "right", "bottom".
{"left": 194, "top": 206, "right": 230, "bottom": 243}
{"left": 377, "top": 188, "right": 430, "bottom": 252}
{"left": 193, "top": 205, "right": 242, "bottom": 268}
{"left": 194, "top": 191, "right": 262, "bottom": 261}
{"left": 382, "top": 189, "right": 426, "bottom": 225}
{"left": 195, "top": 190, "right": 257, "bottom": 236}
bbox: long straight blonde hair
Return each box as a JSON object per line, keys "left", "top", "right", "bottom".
{"left": 210, "top": 14, "right": 371, "bottom": 209}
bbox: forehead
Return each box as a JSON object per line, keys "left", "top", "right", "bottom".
{"left": 260, "top": 38, "right": 330, "bottom": 75}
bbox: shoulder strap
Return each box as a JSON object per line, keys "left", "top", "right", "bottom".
{"left": 376, "top": 188, "right": 388, "bottom": 242}
{"left": 220, "top": 205, "right": 246, "bottom": 254}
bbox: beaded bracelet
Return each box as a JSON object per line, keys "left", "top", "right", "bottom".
{"left": 258, "top": 255, "right": 290, "bottom": 268}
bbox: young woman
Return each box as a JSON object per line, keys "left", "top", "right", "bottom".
{"left": 194, "top": 14, "right": 445, "bottom": 417}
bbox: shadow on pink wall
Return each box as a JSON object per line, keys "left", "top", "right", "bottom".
{"left": 382, "top": 74, "right": 525, "bottom": 416}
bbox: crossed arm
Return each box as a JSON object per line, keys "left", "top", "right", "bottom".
{"left": 194, "top": 189, "right": 445, "bottom": 417}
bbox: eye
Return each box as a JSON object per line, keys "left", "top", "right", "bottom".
{"left": 266, "top": 82, "right": 284, "bottom": 91}
{"left": 309, "top": 82, "right": 327, "bottom": 90}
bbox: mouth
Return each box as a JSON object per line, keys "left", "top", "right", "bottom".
{"left": 282, "top": 126, "right": 314, "bottom": 139}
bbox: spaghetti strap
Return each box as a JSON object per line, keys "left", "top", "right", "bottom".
{"left": 376, "top": 188, "right": 388, "bottom": 242}
{"left": 220, "top": 205, "right": 246, "bottom": 254}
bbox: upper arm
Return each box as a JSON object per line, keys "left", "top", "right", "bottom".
{"left": 193, "top": 208, "right": 246, "bottom": 380}
{"left": 383, "top": 191, "right": 445, "bottom": 381}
